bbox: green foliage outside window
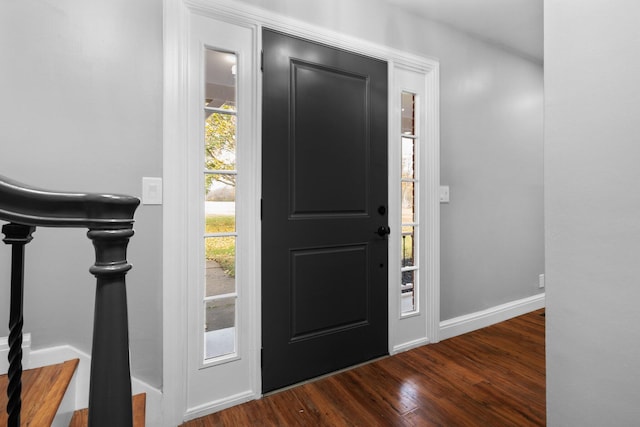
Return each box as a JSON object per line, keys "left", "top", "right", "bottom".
{"left": 205, "top": 104, "right": 236, "bottom": 191}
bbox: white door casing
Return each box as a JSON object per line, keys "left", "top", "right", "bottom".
{"left": 389, "top": 65, "right": 440, "bottom": 354}
{"left": 184, "top": 12, "right": 260, "bottom": 418}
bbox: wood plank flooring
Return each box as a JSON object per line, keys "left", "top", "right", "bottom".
{"left": 0, "top": 359, "right": 79, "bottom": 426}
{"left": 68, "top": 393, "right": 146, "bottom": 427}
{"left": 182, "top": 309, "right": 545, "bottom": 426}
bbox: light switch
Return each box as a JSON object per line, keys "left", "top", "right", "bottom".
{"left": 142, "top": 177, "right": 163, "bottom": 205}
{"left": 440, "top": 185, "right": 450, "bottom": 203}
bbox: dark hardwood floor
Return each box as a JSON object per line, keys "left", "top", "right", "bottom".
{"left": 182, "top": 309, "right": 545, "bottom": 426}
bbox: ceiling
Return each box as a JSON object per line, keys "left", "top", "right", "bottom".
{"left": 386, "top": 0, "right": 543, "bottom": 62}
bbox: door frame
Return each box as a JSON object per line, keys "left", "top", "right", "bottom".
{"left": 163, "top": 0, "right": 440, "bottom": 424}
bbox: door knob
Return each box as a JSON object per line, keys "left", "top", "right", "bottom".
{"left": 376, "top": 225, "right": 391, "bottom": 237}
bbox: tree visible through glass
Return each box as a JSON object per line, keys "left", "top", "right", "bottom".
{"left": 203, "top": 48, "right": 238, "bottom": 360}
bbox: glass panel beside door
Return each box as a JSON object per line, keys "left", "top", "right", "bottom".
{"left": 203, "top": 47, "right": 239, "bottom": 362}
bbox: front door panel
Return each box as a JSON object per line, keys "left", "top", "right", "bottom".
{"left": 262, "top": 29, "right": 388, "bottom": 393}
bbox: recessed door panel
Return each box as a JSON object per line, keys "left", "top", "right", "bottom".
{"left": 290, "top": 245, "right": 369, "bottom": 340}
{"left": 290, "top": 61, "right": 369, "bottom": 217}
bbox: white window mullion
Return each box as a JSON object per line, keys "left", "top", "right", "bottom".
{"left": 204, "top": 293, "right": 238, "bottom": 302}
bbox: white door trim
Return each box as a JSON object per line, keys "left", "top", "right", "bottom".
{"left": 163, "top": 0, "right": 189, "bottom": 425}
{"left": 163, "top": 0, "right": 439, "bottom": 424}
{"left": 388, "top": 63, "right": 440, "bottom": 355}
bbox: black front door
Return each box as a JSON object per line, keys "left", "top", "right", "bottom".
{"left": 262, "top": 29, "right": 389, "bottom": 393}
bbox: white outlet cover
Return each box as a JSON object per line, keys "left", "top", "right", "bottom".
{"left": 440, "top": 185, "right": 450, "bottom": 203}
{"left": 142, "top": 177, "right": 163, "bottom": 205}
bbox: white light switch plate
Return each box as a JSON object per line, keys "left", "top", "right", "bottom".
{"left": 440, "top": 185, "right": 450, "bottom": 203}
{"left": 142, "top": 177, "right": 163, "bottom": 205}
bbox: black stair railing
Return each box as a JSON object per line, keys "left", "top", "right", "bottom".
{"left": 0, "top": 174, "right": 140, "bottom": 427}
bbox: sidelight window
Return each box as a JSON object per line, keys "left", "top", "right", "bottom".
{"left": 401, "top": 92, "right": 419, "bottom": 315}
{"left": 203, "top": 48, "right": 238, "bottom": 360}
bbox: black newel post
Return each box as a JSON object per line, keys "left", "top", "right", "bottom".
{"left": 86, "top": 228, "right": 134, "bottom": 427}
{"left": 2, "top": 223, "right": 35, "bottom": 427}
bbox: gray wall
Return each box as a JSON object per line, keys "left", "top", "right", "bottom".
{"left": 399, "top": 12, "right": 545, "bottom": 320}
{"left": 0, "top": 0, "right": 163, "bottom": 388}
{"left": 238, "top": 0, "right": 545, "bottom": 320}
{"left": 0, "top": 0, "right": 543, "bottom": 392}
{"left": 546, "top": 1, "right": 640, "bottom": 424}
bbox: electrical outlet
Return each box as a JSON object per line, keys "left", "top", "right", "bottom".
{"left": 440, "top": 185, "right": 450, "bottom": 203}
{"left": 538, "top": 274, "right": 545, "bottom": 288}
{"left": 142, "top": 177, "right": 163, "bottom": 205}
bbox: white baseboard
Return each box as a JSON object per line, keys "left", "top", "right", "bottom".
{"left": 183, "top": 390, "right": 257, "bottom": 422}
{"left": 392, "top": 337, "right": 430, "bottom": 355}
{"left": 439, "top": 293, "right": 545, "bottom": 341}
{"left": 0, "top": 340, "right": 163, "bottom": 427}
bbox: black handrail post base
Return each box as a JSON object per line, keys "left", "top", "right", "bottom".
{"left": 86, "top": 228, "right": 134, "bottom": 427}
